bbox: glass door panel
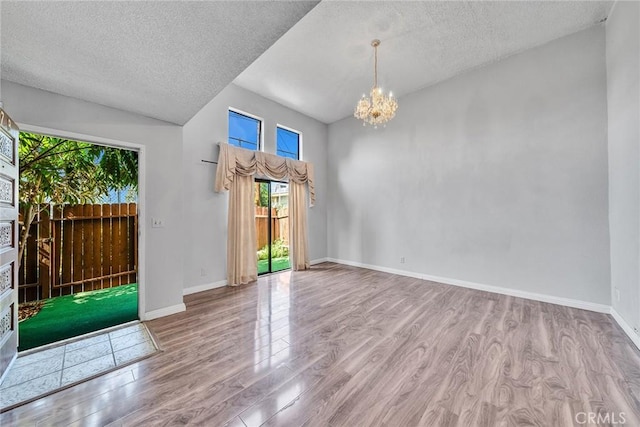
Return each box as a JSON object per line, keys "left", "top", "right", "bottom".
{"left": 270, "top": 182, "right": 290, "bottom": 272}
{"left": 255, "top": 181, "right": 270, "bottom": 274}
{"left": 255, "top": 180, "right": 290, "bottom": 275}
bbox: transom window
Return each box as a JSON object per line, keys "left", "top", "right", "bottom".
{"left": 228, "top": 109, "right": 262, "bottom": 150}
{"left": 276, "top": 126, "right": 301, "bottom": 160}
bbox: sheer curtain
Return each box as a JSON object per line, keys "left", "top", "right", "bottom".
{"left": 215, "top": 143, "right": 315, "bottom": 286}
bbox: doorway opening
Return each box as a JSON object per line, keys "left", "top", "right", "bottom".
{"left": 17, "top": 131, "right": 139, "bottom": 351}
{"left": 255, "top": 180, "right": 290, "bottom": 275}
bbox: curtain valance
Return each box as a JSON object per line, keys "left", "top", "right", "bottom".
{"left": 214, "top": 143, "right": 315, "bottom": 206}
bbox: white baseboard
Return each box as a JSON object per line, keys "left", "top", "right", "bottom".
{"left": 326, "top": 258, "right": 428, "bottom": 281}
{"left": 141, "top": 303, "right": 186, "bottom": 321}
{"left": 422, "top": 272, "right": 610, "bottom": 313}
{"left": 610, "top": 308, "right": 640, "bottom": 351}
{"left": 183, "top": 261, "right": 328, "bottom": 296}
{"left": 183, "top": 280, "right": 227, "bottom": 296}
{"left": 326, "top": 257, "right": 610, "bottom": 314}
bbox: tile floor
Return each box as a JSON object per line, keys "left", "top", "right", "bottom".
{"left": 0, "top": 322, "right": 157, "bottom": 410}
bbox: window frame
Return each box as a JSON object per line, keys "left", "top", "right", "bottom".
{"left": 276, "top": 124, "right": 302, "bottom": 160}
{"left": 228, "top": 107, "right": 264, "bottom": 151}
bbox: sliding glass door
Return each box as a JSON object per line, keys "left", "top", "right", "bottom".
{"left": 255, "top": 180, "right": 290, "bottom": 275}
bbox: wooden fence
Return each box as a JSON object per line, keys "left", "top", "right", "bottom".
{"left": 18, "top": 203, "right": 138, "bottom": 303}
{"left": 255, "top": 206, "right": 289, "bottom": 249}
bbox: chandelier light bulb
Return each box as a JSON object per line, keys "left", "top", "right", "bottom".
{"left": 354, "top": 39, "right": 398, "bottom": 127}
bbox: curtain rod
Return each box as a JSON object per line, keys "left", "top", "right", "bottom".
{"left": 201, "top": 159, "right": 218, "bottom": 164}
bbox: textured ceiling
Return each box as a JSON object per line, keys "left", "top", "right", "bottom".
{"left": 1, "top": 1, "right": 319, "bottom": 125}
{"left": 234, "top": 1, "right": 614, "bottom": 124}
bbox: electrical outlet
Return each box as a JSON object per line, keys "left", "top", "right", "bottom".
{"left": 615, "top": 288, "right": 620, "bottom": 302}
{"left": 400, "top": 257, "right": 405, "bottom": 264}
{"left": 200, "top": 268, "right": 207, "bottom": 277}
{"left": 152, "top": 217, "right": 164, "bottom": 228}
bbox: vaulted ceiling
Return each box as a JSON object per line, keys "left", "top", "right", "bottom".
{"left": 0, "top": 1, "right": 319, "bottom": 125}
{"left": 234, "top": 1, "right": 614, "bottom": 124}
{"left": 1, "top": 1, "right": 613, "bottom": 125}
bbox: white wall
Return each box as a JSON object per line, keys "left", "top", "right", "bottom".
{"left": 182, "top": 84, "right": 327, "bottom": 291}
{"left": 328, "top": 26, "right": 611, "bottom": 305}
{"left": 1, "top": 80, "right": 184, "bottom": 317}
{"left": 607, "top": 1, "right": 640, "bottom": 331}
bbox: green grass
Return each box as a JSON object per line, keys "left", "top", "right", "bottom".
{"left": 18, "top": 283, "right": 138, "bottom": 351}
{"left": 257, "top": 257, "right": 291, "bottom": 275}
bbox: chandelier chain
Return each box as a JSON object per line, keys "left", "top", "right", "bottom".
{"left": 374, "top": 44, "right": 378, "bottom": 88}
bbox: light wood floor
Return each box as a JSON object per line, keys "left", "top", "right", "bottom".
{"left": 2, "top": 262, "right": 640, "bottom": 426}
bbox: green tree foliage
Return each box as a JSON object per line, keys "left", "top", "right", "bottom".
{"left": 254, "top": 182, "right": 269, "bottom": 207}
{"left": 18, "top": 132, "right": 138, "bottom": 264}
{"left": 259, "top": 183, "right": 269, "bottom": 207}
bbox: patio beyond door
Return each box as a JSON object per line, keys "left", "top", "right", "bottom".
{"left": 16, "top": 131, "right": 139, "bottom": 351}
{"left": 255, "top": 180, "right": 290, "bottom": 275}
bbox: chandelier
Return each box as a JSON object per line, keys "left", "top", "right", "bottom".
{"left": 354, "top": 39, "right": 398, "bottom": 127}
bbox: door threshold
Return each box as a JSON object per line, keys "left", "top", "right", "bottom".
{"left": 18, "top": 320, "right": 141, "bottom": 357}
{"left": 1, "top": 322, "right": 157, "bottom": 413}
{"left": 258, "top": 268, "right": 292, "bottom": 278}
